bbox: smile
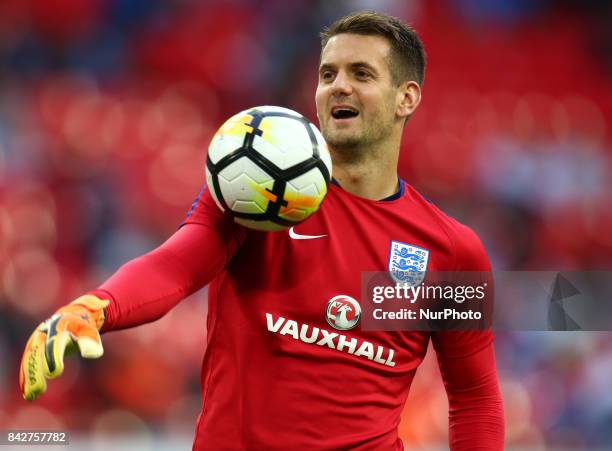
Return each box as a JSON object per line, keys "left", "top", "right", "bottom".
{"left": 331, "top": 106, "right": 359, "bottom": 120}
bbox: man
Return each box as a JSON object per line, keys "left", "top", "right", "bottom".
{"left": 20, "top": 11, "right": 504, "bottom": 450}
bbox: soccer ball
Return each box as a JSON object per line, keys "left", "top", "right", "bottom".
{"left": 206, "top": 106, "right": 332, "bottom": 231}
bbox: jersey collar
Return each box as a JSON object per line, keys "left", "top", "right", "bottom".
{"left": 331, "top": 178, "right": 404, "bottom": 201}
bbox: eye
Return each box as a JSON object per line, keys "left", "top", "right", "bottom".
{"left": 320, "top": 70, "right": 335, "bottom": 82}
{"left": 355, "top": 70, "right": 370, "bottom": 79}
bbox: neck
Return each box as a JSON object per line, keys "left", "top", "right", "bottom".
{"left": 329, "top": 134, "right": 401, "bottom": 200}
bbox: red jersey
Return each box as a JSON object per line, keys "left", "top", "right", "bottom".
{"left": 99, "top": 180, "right": 504, "bottom": 450}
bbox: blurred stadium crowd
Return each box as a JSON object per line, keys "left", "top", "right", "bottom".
{"left": 1, "top": 0, "right": 611, "bottom": 449}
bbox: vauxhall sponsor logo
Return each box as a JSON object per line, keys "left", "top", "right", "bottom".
{"left": 265, "top": 313, "right": 397, "bottom": 367}
{"left": 326, "top": 295, "right": 361, "bottom": 331}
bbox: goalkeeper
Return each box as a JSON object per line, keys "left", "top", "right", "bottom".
{"left": 20, "top": 10, "right": 504, "bottom": 451}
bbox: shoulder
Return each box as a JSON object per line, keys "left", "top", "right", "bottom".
{"left": 182, "top": 185, "right": 247, "bottom": 247}
{"left": 404, "top": 184, "right": 491, "bottom": 271}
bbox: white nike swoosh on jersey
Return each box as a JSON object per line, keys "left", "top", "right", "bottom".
{"left": 288, "top": 226, "right": 327, "bottom": 240}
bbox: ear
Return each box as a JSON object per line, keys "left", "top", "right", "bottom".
{"left": 396, "top": 81, "right": 421, "bottom": 119}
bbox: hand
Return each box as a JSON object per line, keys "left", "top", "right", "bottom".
{"left": 19, "top": 295, "right": 109, "bottom": 401}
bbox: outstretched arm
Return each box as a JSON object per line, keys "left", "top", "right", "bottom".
{"left": 95, "top": 222, "right": 235, "bottom": 332}
{"left": 19, "top": 187, "right": 244, "bottom": 400}
{"left": 95, "top": 186, "right": 244, "bottom": 331}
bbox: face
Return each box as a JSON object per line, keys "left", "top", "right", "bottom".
{"left": 315, "top": 33, "right": 401, "bottom": 151}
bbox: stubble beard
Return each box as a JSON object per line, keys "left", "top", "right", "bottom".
{"left": 324, "top": 129, "right": 364, "bottom": 152}
{"left": 322, "top": 116, "right": 393, "bottom": 161}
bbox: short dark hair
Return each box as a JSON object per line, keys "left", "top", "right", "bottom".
{"left": 320, "top": 11, "right": 426, "bottom": 86}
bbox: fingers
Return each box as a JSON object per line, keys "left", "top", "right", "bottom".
{"left": 19, "top": 300, "right": 108, "bottom": 401}
{"left": 44, "top": 328, "right": 74, "bottom": 379}
{"left": 62, "top": 313, "right": 105, "bottom": 359}
{"left": 44, "top": 313, "right": 102, "bottom": 378}
{"left": 75, "top": 332, "right": 105, "bottom": 359}
{"left": 19, "top": 326, "right": 48, "bottom": 401}
{"left": 42, "top": 314, "right": 63, "bottom": 378}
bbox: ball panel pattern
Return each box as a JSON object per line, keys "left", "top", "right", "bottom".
{"left": 251, "top": 116, "right": 313, "bottom": 170}
{"left": 208, "top": 113, "right": 254, "bottom": 164}
{"left": 279, "top": 168, "right": 328, "bottom": 222}
{"left": 206, "top": 106, "right": 332, "bottom": 231}
{"left": 217, "top": 157, "right": 275, "bottom": 214}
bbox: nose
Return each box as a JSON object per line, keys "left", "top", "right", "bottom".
{"left": 330, "top": 71, "right": 353, "bottom": 96}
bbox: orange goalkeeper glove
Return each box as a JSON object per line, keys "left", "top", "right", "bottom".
{"left": 19, "top": 295, "right": 109, "bottom": 401}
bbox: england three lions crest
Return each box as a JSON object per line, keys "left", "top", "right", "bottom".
{"left": 389, "top": 241, "right": 430, "bottom": 286}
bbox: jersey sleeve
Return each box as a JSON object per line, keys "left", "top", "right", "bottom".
{"left": 431, "top": 223, "right": 504, "bottom": 450}
{"left": 96, "top": 187, "right": 245, "bottom": 332}
{"left": 432, "top": 222, "right": 494, "bottom": 357}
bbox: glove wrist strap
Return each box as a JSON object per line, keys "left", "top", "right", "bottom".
{"left": 66, "top": 295, "right": 110, "bottom": 331}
